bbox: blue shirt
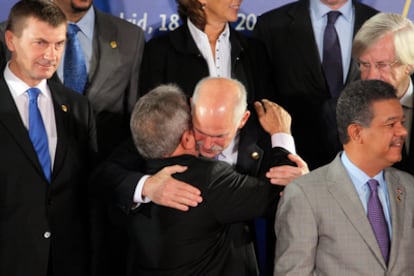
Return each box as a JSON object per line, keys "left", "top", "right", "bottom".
{"left": 309, "top": 0, "right": 354, "bottom": 82}
{"left": 341, "top": 152, "right": 392, "bottom": 238}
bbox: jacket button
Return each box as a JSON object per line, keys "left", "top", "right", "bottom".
{"left": 43, "top": 231, "right": 51, "bottom": 239}
{"left": 251, "top": 152, "right": 260, "bottom": 160}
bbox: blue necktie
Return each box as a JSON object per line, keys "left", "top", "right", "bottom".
{"left": 322, "top": 11, "right": 343, "bottom": 99}
{"left": 27, "top": 88, "right": 51, "bottom": 183}
{"left": 64, "top": 23, "right": 87, "bottom": 93}
{"left": 367, "top": 179, "right": 390, "bottom": 263}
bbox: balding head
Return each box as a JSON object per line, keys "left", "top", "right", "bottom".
{"left": 190, "top": 77, "right": 250, "bottom": 158}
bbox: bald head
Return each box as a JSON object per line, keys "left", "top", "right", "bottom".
{"left": 190, "top": 77, "right": 250, "bottom": 158}
{"left": 192, "top": 77, "right": 247, "bottom": 125}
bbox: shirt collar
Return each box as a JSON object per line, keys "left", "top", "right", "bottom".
{"left": 4, "top": 62, "right": 50, "bottom": 98}
{"left": 310, "top": 0, "right": 353, "bottom": 22}
{"left": 341, "top": 151, "right": 385, "bottom": 190}
{"left": 400, "top": 77, "right": 413, "bottom": 108}
{"left": 187, "top": 18, "right": 230, "bottom": 44}
{"left": 69, "top": 5, "right": 95, "bottom": 41}
{"left": 219, "top": 131, "right": 239, "bottom": 160}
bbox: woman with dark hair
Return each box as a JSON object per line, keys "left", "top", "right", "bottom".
{"left": 139, "top": 0, "right": 273, "bottom": 104}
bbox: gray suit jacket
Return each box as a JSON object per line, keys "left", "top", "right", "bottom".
{"left": 85, "top": 8, "right": 145, "bottom": 159}
{"left": 275, "top": 154, "right": 414, "bottom": 275}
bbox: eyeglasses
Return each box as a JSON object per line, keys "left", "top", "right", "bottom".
{"left": 357, "top": 60, "right": 400, "bottom": 73}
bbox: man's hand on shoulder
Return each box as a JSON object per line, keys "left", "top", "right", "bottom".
{"left": 142, "top": 165, "right": 203, "bottom": 211}
{"left": 266, "top": 154, "right": 309, "bottom": 185}
{"left": 254, "top": 99, "right": 291, "bottom": 135}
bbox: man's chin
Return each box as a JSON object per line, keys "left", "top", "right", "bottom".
{"left": 71, "top": 2, "right": 92, "bottom": 13}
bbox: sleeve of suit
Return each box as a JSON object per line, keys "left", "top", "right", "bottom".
{"left": 206, "top": 146, "right": 296, "bottom": 223}
{"left": 274, "top": 181, "right": 317, "bottom": 276}
{"left": 89, "top": 138, "right": 146, "bottom": 213}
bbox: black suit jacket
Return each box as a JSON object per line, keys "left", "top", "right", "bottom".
{"left": 254, "top": 0, "right": 378, "bottom": 170}
{"left": 0, "top": 76, "right": 96, "bottom": 276}
{"left": 0, "top": 8, "right": 145, "bottom": 160}
{"left": 128, "top": 149, "right": 291, "bottom": 276}
{"left": 91, "top": 110, "right": 293, "bottom": 276}
{"left": 139, "top": 22, "right": 273, "bottom": 103}
{"left": 394, "top": 75, "right": 414, "bottom": 174}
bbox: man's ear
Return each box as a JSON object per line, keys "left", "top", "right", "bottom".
{"left": 238, "top": 110, "right": 251, "bottom": 129}
{"left": 4, "top": 30, "right": 15, "bottom": 52}
{"left": 348, "top": 123, "right": 364, "bottom": 143}
{"left": 181, "top": 129, "right": 196, "bottom": 150}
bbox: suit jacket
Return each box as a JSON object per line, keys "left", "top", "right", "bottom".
{"left": 254, "top": 0, "right": 378, "bottom": 170}
{"left": 275, "top": 154, "right": 414, "bottom": 275}
{"left": 128, "top": 148, "right": 293, "bottom": 276}
{"left": 393, "top": 75, "right": 414, "bottom": 174}
{"left": 90, "top": 108, "right": 291, "bottom": 276}
{"left": 0, "top": 8, "right": 145, "bottom": 159}
{"left": 0, "top": 76, "right": 97, "bottom": 276}
{"left": 139, "top": 22, "right": 273, "bottom": 103}
{"left": 81, "top": 8, "right": 144, "bottom": 159}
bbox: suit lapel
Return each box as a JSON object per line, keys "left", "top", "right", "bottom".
{"left": 327, "top": 157, "right": 387, "bottom": 268}
{"left": 287, "top": 1, "right": 327, "bottom": 93}
{"left": 87, "top": 9, "right": 120, "bottom": 95}
{"left": 385, "top": 170, "right": 406, "bottom": 268}
{"left": 48, "top": 81, "right": 69, "bottom": 181}
{"left": 235, "top": 115, "right": 263, "bottom": 176}
{"left": 0, "top": 78, "right": 46, "bottom": 177}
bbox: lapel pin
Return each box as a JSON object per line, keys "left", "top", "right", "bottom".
{"left": 110, "top": 41, "right": 118, "bottom": 49}
{"left": 251, "top": 152, "right": 260, "bottom": 160}
{"left": 396, "top": 188, "right": 403, "bottom": 203}
{"left": 61, "top": 105, "right": 68, "bottom": 112}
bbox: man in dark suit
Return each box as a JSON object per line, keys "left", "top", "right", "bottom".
{"left": 254, "top": 0, "right": 378, "bottom": 170}
{"left": 91, "top": 77, "right": 308, "bottom": 276}
{"left": 47, "top": 2, "right": 145, "bottom": 275}
{"left": 352, "top": 13, "right": 414, "bottom": 175}
{"left": 0, "top": 1, "right": 96, "bottom": 276}
{"left": 127, "top": 82, "right": 294, "bottom": 275}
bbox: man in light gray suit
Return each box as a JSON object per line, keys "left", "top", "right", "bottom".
{"left": 275, "top": 79, "right": 414, "bottom": 275}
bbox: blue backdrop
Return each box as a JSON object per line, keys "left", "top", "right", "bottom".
{"left": 1, "top": 0, "right": 413, "bottom": 40}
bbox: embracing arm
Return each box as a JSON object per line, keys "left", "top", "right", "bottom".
{"left": 255, "top": 99, "right": 309, "bottom": 185}
{"left": 89, "top": 138, "right": 202, "bottom": 213}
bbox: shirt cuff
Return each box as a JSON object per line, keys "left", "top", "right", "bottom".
{"left": 271, "top": 133, "right": 296, "bottom": 154}
{"left": 133, "top": 175, "right": 152, "bottom": 204}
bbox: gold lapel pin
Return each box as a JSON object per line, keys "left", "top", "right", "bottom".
{"left": 251, "top": 152, "right": 260, "bottom": 160}
{"left": 110, "top": 41, "right": 118, "bottom": 49}
{"left": 61, "top": 105, "right": 68, "bottom": 112}
{"left": 396, "top": 188, "right": 403, "bottom": 203}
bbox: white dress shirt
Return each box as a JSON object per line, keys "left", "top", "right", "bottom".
{"left": 4, "top": 64, "right": 57, "bottom": 167}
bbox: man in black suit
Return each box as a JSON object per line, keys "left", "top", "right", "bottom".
{"left": 352, "top": 12, "right": 414, "bottom": 174}
{"left": 254, "top": 0, "right": 377, "bottom": 170}
{"left": 91, "top": 77, "right": 308, "bottom": 276}
{"left": 0, "top": 1, "right": 96, "bottom": 276}
{"left": 44, "top": 2, "right": 146, "bottom": 274}
{"left": 126, "top": 82, "right": 293, "bottom": 275}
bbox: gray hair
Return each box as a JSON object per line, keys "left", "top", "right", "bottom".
{"left": 191, "top": 77, "right": 248, "bottom": 125}
{"left": 353, "top": 13, "right": 414, "bottom": 69}
{"left": 336, "top": 80, "right": 397, "bottom": 144}
{"left": 130, "top": 84, "right": 191, "bottom": 159}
